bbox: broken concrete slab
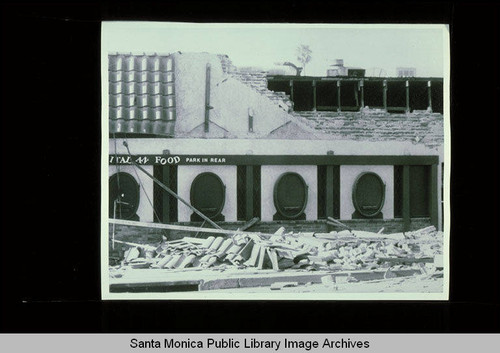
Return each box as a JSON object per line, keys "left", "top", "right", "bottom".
{"left": 244, "top": 243, "right": 261, "bottom": 267}
{"left": 238, "top": 239, "right": 255, "bottom": 260}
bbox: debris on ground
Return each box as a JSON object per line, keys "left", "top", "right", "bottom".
{"left": 111, "top": 225, "right": 443, "bottom": 277}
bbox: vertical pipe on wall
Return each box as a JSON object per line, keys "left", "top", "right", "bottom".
{"left": 403, "top": 165, "right": 410, "bottom": 231}
{"left": 290, "top": 79, "right": 294, "bottom": 102}
{"left": 204, "top": 63, "right": 211, "bottom": 133}
{"left": 430, "top": 164, "right": 438, "bottom": 229}
{"left": 248, "top": 107, "right": 254, "bottom": 133}
{"left": 312, "top": 80, "right": 317, "bottom": 111}
{"left": 427, "top": 80, "right": 433, "bottom": 112}
{"left": 245, "top": 165, "right": 254, "bottom": 221}
{"left": 326, "top": 165, "right": 334, "bottom": 219}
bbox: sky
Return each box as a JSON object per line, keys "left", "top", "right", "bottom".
{"left": 102, "top": 23, "right": 448, "bottom": 77}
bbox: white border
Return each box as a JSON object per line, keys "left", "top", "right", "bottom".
{"left": 101, "top": 22, "right": 450, "bottom": 301}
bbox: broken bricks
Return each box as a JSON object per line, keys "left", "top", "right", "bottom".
{"left": 116, "top": 225, "right": 442, "bottom": 277}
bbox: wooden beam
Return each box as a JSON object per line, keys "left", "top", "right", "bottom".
{"left": 403, "top": 165, "right": 410, "bottom": 232}
{"left": 430, "top": 164, "right": 439, "bottom": 229}
{"left": 109, "top": 218, "right": 275, "bottom": 237}
{"left": 267, "top": 76, "right": 444, "bottom": 83}
{"left": 378, "top": 257, "right": 434, "bottom": 265}
{"left": 290, "top": 79, "right": 294, "bottom": 102}
{"left": 245, "top": 165, "right": 254, "bottom": 221}
{"left": 326, "top": 165, "right": 334, "bottom": 218}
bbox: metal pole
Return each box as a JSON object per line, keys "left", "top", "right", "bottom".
{"left": 204, "top": 64, "right": 211, "bottom": 133}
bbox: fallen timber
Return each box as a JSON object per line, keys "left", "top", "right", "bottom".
{"left": 109, "top": 219, "right": 443, "bottom": 292}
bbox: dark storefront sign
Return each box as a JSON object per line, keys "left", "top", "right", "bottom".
{"left": 109, "top": 154, "right": 439, "bottom": 166}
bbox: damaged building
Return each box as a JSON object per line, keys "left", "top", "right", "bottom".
{"left": 106, "top": 52, "right": 445, "bottom": 293}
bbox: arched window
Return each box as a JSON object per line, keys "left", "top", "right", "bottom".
{"left": 109, "top": 172, "right": 140, "bottom": 220}
{"left": 273, "top": 172, "right": 308, "bottom": 220}
{"left": 352, "top": 172, "right": 385, "bottom": 218}
{"left": 190, "top": 172, "right": 226, "bottom": 221}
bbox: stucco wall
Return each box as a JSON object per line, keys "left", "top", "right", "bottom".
{"left": 260, "top": 165, "right": 317, "bottom": 222}
{"left": 176, "top": 165, "right": 237, "bottom": 222}
{"left": 173, "top": 52, "right": 293, "bottom": 138}
{"left": 108, "top": 138, "right": 443, "bottom": 230}
{"left": 109, "top": 165, "right": 154, "bottom": 222}
{"left": 340, "top": 165, "right": 394, "bottom": 220}
{"left": 109, "top": 137, "right": 442, "bottom": 158}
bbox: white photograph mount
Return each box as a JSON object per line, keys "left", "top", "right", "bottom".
{"left": 101, "top": 22, "right": 450, "bottom": 300}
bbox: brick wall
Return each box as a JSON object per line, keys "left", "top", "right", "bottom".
{"left": 293, "top": 110, "right": 444, "bottom": 148}
{"left": 229, "top": 69, "right": 293, "bottom": 113}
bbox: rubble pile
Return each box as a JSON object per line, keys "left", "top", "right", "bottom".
{"left": 115, "top": 225, "right": 443, "bottom": 273}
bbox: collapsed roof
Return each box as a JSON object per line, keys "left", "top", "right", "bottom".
{"left": 108, "top": 52, "right": 444, "bottom": 149}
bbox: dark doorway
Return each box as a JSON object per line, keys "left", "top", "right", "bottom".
{"left": 386, "top": 81, "right": 407, "bottom": 112}
{"left": 340, "top": 80, "right": 360, "bottom": 111}
{"left": 363, "top": 80, "right": 384, "bottom": 108}
{"left": 293, "top": 80, "right": 314, "bottom": 111}
{"left": 267, "top": 80, "right": 291, "bottom": 96}
{"left": 431, "top": 81, "right": 443, "bottom": 113}
{"left": 316, "top": 81, "right": 338, "bottom": 111}
{"left": 409, "top": 81, "right": 429, "bottom": 111}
